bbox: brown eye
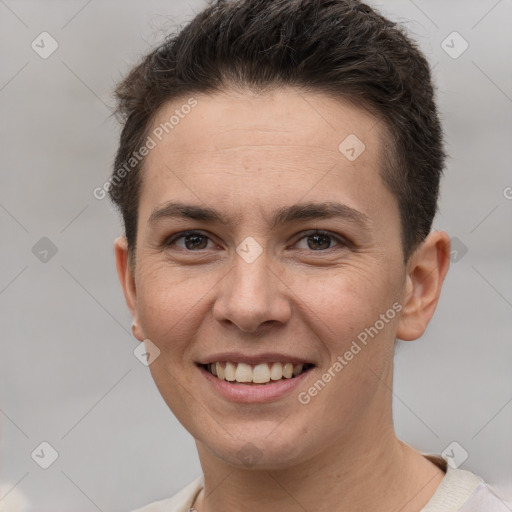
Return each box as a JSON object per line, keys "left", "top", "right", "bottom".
{"left": 294, "top": 230, "right": 348, "bottom": 251}
{"left": 182, "top": 234, "right": 209, "bottom": 250}
{"left": 306, "top": 233, "right": 333, "bottom": 250}
{"left": 164, "top": 231, "right": 214, "bottom": 251}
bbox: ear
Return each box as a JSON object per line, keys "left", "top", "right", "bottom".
{"left": 114, "top": 236, "right": 144, "bottom": 341}
{"left": 396, "top": 230, "right": 451, "bottom": 341}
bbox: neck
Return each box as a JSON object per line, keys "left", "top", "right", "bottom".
{"left": 194, "top": 416, "right": 444, "bottom": 512}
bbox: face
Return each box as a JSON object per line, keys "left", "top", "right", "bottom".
{"left": 117, "top": 88, "right": 417, "bottom": 469}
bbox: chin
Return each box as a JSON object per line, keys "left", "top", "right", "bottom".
{"left": 198, "top": 424, "right": 316, "bottom": 470}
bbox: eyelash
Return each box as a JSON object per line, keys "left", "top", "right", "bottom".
{"left": 162, "top": 230, "right": 350, "bottom": 252}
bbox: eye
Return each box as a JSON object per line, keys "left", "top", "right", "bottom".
{"left": 163, "top": 230, "right": 216, "bottom": 251}
{"left": 161, "top": 229, "right": 350, "bottom": 253}
{"left": 293, "top": 230, "right": 348, "bottom": 251}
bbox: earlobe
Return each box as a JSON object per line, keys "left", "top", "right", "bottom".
{"left": 396, "top": 230, "right": 451, "bottom": 341}
{"left": 114, "top": 236, "right": 144, "bottom": 341}
{"left": 131, "top": 320, "right": 143, "bottom": 341}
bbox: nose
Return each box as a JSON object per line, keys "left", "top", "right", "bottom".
{"left": 212, "top": 252, "right": 292, "bottom": 334}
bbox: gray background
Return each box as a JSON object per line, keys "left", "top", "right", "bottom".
{"left": 0, "top": 0, "right": 511, "bottom": 510}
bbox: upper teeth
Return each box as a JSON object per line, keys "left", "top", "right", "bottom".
{"left": 208, "top": 362, "right": 306, "bottom": 383}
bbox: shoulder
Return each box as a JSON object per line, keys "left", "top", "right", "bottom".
{"left": 130, "top": 476, "right": 204, "bottom": 512}
{"left": 458, "top": 481, "right": 511, "bottom": 512}
{"left": 420, "top": 455, "right": 509, "bottom": 512}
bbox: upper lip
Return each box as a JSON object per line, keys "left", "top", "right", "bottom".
{"left": 196, "top": 352, "right": 315, "bottom": 366}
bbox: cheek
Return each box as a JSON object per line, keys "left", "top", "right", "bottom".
{"left": 135, "top": 263, "right": 216, "bottom": 349}
{"left": 289, "top": 262, "right": 400, "bottom": 346}
{"left": 290, "top": 263, "right": 401, "bottom": 408}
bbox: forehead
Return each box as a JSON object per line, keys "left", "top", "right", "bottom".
{"left": 146, "top": 88, "right": 383, "bottom": 162}
{"left": 139, "top": 87, "right": 396, "bottom": 228}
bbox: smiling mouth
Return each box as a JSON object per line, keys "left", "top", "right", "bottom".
{"left": 200, "top": 361, "right": 315, "bottom": 385}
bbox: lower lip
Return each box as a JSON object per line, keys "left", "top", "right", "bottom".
{"left": 198, "top": 365, "right": 314, "bottom": 403}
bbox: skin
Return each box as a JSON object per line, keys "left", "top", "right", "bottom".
{"left": 115, "top": 87, "right": 451, "bottom": 512}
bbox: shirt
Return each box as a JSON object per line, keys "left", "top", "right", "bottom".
{"left": 131, "top": 455, "right": 509, "bottom": 512}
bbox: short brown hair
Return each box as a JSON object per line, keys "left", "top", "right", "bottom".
{"left": 109, "top": 0, "right": 446, "bottom": 264}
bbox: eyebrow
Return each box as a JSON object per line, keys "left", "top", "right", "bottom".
{"left": 147, "top": 200, "right": 371, "bottom": 231}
